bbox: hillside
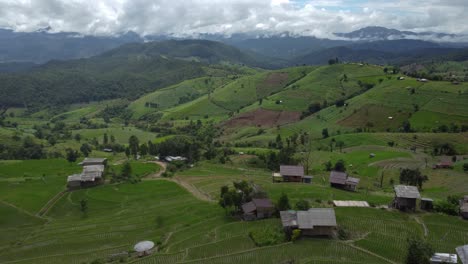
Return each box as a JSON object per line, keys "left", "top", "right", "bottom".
{"left": 0, "top": 40, "right": 265, "bottom": 109}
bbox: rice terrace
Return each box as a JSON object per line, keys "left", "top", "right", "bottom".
{"left": 1, "top": 1, "right": 468, "bottom": 264}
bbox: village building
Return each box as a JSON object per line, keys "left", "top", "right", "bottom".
{"left": 456, "top": 245, "right": 468, "bottom": 264}
{"left": 280, "top": 208, "right": 337, "bottom": 237}
{"left": 433, "top": 161, "right": 453, "bottom": 169}
{"left": 241, "top": 198, "right": 275, "bottom": 221}
{"left": 430, "top": 253, "right": 458, "bottom": 264}
{"left": 273, "top": 165, "right": 313, "bottom": 183}
{"left": 420, "top": 198, "right": 434, "bottom": 211}
{"left": 460, "top": 196, "right": 468, "bottom": 220}
{"left": 329, "top": 171, "right": 360, "bottom": 191}
{"left": 67, "top": 158, "right": 107, "bottom": 189}
{"left": 392, "top": 185, "right": 420, "bottom": 211}
{"left": 165, "top": 156, "right": 187, "bottom": 162}
{"left": 279, "top": 165, "right": 304, "bottom": 182}
{"left": 79, "top": 157, "right": 107, "bottom": 166}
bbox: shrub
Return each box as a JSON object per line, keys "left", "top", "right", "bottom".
{"left": 291, "top": 229, "right": 301, "bottom": 242}
{"left": 249, "top": 226, "right": 286, "bottom": 246}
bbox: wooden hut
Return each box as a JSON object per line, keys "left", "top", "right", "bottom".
{"left": 420, "top": 198, "right": 434, "bottom": 211}
{"left": 392, "top": 185, "right": 420, "bottom": 211}
{"left": 329, "top": 171, "right": 360, "bottom": 191}
{"left": 279, "top": 165, "right": 304, "bottom": 182}
{"left": 241, "top": 198, "right": 275, "bottom": 221}
{"left": 280, "top": 208, "right": 337, "bottom": 237}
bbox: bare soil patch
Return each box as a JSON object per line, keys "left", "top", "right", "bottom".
{"left": 337, "top": 104, "right": 410, "bottom": 130}
{"left": 224, "top": 108, "right": 301, "bottom": 128}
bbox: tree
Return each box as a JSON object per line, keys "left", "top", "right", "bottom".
{"left": 74, "top": 133, "right": 81, "bottom": 142}
{"left": 124, "top": 147, "right": 130, "bottom": 159}
{"left": 128, "top": 135, "right": 139, "bottom": 158}
{"left": 322, "top": 128, "right": 329, "bottom": 139}
{"left": 140, "top": 143, "right": 148, "bottom": 156}
{"left": 80, "top": 143, "right": 92, "bottom": 157}
{"left": 399, "top": 169, "right": 428, "bottom": 189}
{"left": 295, "top": 199, "right": 310, "bottom": 210}
{"left": 336, "top": 141, "right": 345, "bottom": 152}
{"left": 80, "top": 199, "right": 88, "bottom": 215}
{"left": 383, "top": 67, "right": 388, "bottom": 74}
{"left": 110, "top": 135, "right": 116, "bottom": 143}
{"left": 66, "top": 148, "right": 79, "bottom": 163}
{"left": 402, "top": 120, "right": 412, "bottom": 133}
{"left": 324, "top": 161, "right": 333, "bottom": 171}
{"left": 277, "top": 193, "right": 291, "bottom": 211}
{"left": 405, "top": 237, "right": 434, "bottom": 264}
{"left": 120, "top": 162, "right": 132, "bottom": 182}
{"left": 334, "top": 160, "right": 346, "bottom": 172}
{"left": 103, "top": 133, "right": 108, "bottom": 145}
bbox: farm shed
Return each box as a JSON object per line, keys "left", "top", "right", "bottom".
{"left": 333, "top": 201, "right": 369, "bottom": 207}
{"left": 79, "top": 157, "right": 107, "bottom": 166}
{"left": 433, "top": 161, "right": 453, "bottom": 169}
{"left": 461, "top": 196, "right": 468, "bottom": 220}
{"left": 302, "top": 176, "right": 313, "bottom": 184}
{"left": 456, "top": 245, "right": 468, "bottom": 264}
{"left": 241, "top": 198, "right": 275, "bottom": 221}
{"left": 329, "top": 171, "right": 360, "bottom": 191}
{"left": 280, "top": 208, "right": 337, "bottom": 237}
{"left": 430, "top": 253, "right": 458, "bottom": 264}
{"left": 279, "top": 165, "right": 304, "bottom": 182}
{"left": 420, "top": 198, "right": 434, "bottom": 211}
{"left": 67, "top": 158, "right": 106, "bottom": 189}
{"left": 392, "top": 185, "right": 420, "bottom": 211}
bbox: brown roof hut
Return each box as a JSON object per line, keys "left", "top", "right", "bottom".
{"left": 329, "top": 171, "right": 360, "bottom": 191}
{"left": 241, "top": 198, "right": 275, "bottom": 221}
{"left": 280, "top": 165, "right": 304, "bottom": 182}
{"left": 392, "top": 185, "right": 421, "bottom": 211}
{"left": 280, "top": 208, "right": 337, "bottom": 237}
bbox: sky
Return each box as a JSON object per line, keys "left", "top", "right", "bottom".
{"left": 0, "top": 0, "right": 467, "bottom": 38}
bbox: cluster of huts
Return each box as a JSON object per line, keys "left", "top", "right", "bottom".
{"left": 67, "top": 158, "right": 107, "bottom": 189}
{"left": 273, "top": 165, "right": 360, "bottom": 191}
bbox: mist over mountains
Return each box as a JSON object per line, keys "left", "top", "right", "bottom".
{"left": 1, "top": 26, "right": 468, "bottom": 66}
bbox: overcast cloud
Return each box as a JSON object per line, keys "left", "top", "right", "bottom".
{"left": 0, "top": 0, "right": 467, "bottom": 38}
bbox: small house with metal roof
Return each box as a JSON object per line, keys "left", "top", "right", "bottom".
{"left": 392, "top": 185, "right": 421, "bottom": 211}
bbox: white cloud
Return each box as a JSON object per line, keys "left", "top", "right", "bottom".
{"left": 0, "top": 0, "right": 466, "bottom": 37}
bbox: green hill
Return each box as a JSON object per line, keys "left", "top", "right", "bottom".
{"left": 0, "top": 40, "right": 262, "bottom": 109}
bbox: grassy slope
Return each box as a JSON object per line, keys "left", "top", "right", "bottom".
{"left": 162, "top": 66, "right": 315, "bottom": 121}
{"left": 128, "top": 76, "right": 233, "bottom": 119}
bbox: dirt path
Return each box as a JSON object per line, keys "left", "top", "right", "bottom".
{"left": 143, "top": 161, "right": 213, "bottom": 202}
{"left": 146, "top": 161, "right": 167, "bottom": 178}
{"left": 344, "top": 243, "right": 398, "bottom": 264}
{"left": 413, "top": 216, "right": 428, "bottom": 237}
{"left": 0, "top": 200, "right": 46, "bottom": 220}
{"left": 37, "top": 190, "right": 68, "bottom": 217}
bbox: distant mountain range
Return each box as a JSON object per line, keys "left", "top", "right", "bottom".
{"left": 334, "top": 26, "right": 461, "bottom": 41}
{"left": 1, "top": 26, "right": 468, "bottom": 65}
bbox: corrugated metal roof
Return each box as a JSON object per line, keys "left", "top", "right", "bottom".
{"left": 83, "top": 165, "right": 105, "bottom": 173}
{"left": 329, "top": 171, "right": 347, "bottom": 185}
{"left": 461, "top": 203, "right": 468, "bottom": 213}
{"left": 346, "top": 177, "right": 360, "bottom": 185}
{"left": 67, "top": 174, "right": 82, "bottom": 182}
{"left": 280, "top": 165, "right": 304, "bottom": 177}
{"left": 430, "top": 253, "right": 458, "bottom": 263}
{"left": 333, "top": 200, "right": 369, "bottom": 207}
{"left": 253, "top": 198, "right": 274, "bottom": 208}
{"left": 297, "top": 211, "right": 315, "bottom": 229}
{"left": 80, "top": 158, "right": 107, "bottom": 165}
{"left": 280, "top": 210, "right": 297, "bottom": 227}
{"left": 456, "top": 245, "right": 468, "bottom": 264}
{"left": 306, "top": 208, "right": 337, "bottom": 227}
{"left": 241, "top": 201, "right": 256, "bottom": 214}
{"left": 394, "top": 185, "right": 421, "bottom": 199}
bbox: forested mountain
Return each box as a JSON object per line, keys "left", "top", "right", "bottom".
{"left": 0, "top": 40, "right": 264, "bottom": 109}
{"left": 0, "top": 28, "right": 142, "bottom": 63}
